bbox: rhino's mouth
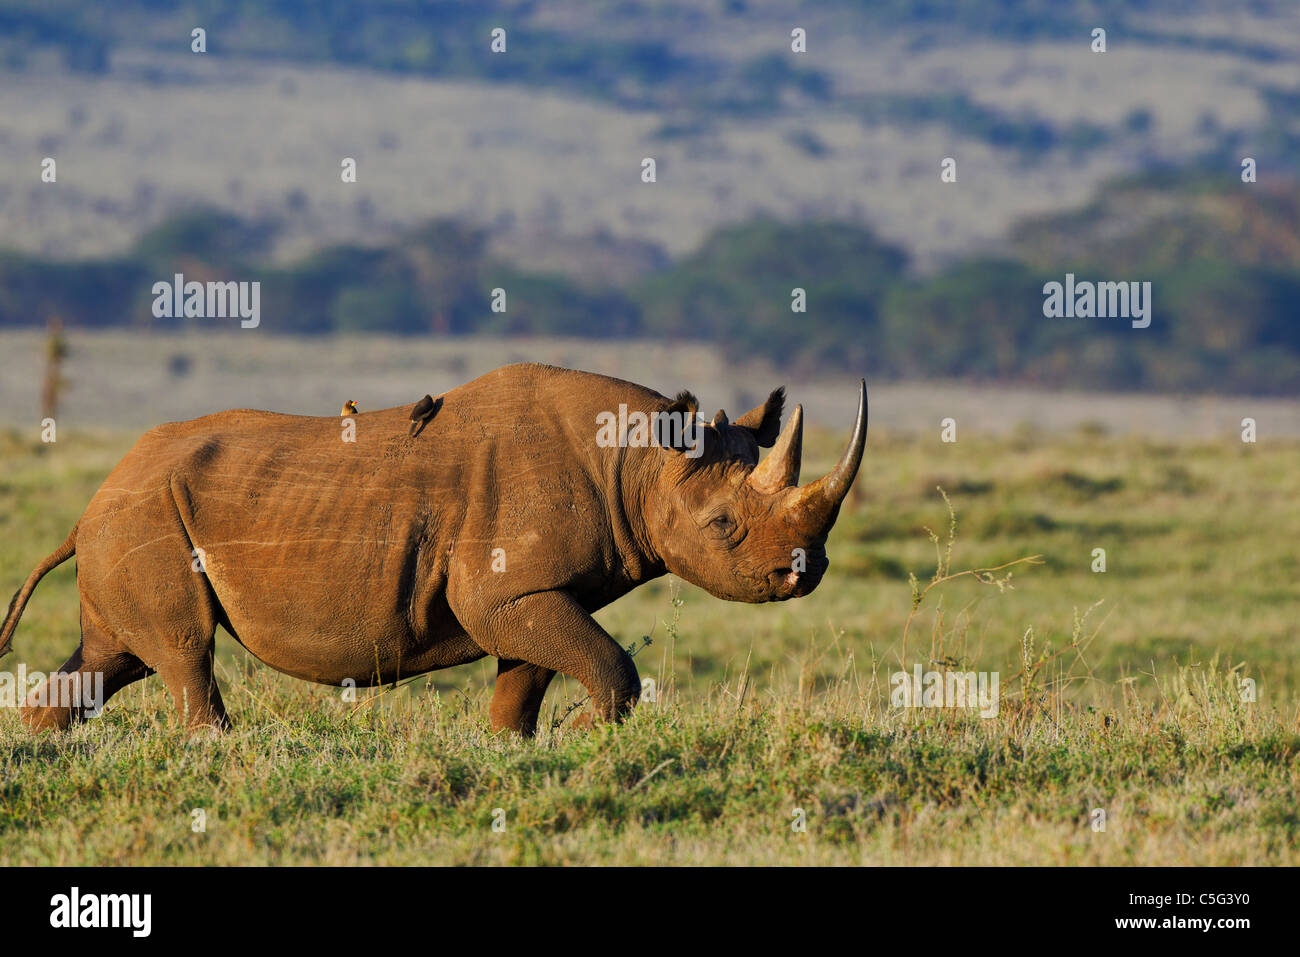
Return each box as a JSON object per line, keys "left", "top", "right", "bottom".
{"left": 768, "top": 558, "right": 827, "bottom": 599}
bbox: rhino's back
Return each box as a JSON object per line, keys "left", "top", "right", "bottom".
{"left": 101, "top": 361, "right": 666, "bottom": 487}
{"left": 83, "top": 362, "right": 668, "bottom": 543}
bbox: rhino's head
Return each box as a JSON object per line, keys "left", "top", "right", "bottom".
{"left": 645, "top": 381, "right": 866, "bottom": 603}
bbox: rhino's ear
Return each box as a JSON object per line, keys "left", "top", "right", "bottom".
{"left": 734, "top": 387, "right": 785, "bottom": 447}
{"left": 656, "top": 390, "right": 710, "bottom": 458}
{"left": 664, "top": 390, "right": 698, "bottom": 419}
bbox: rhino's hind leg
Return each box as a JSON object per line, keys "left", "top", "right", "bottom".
{"left": 465, "top": 590, "right": 640, "bottom": 727}
{"left": 21, "top": 613, "right": 152, "bottom": 732}
{"left": 490, "top": 659, "right": 556, "bottom": 736}
{"left": 156, "top": 648, "right": 230, "bottom": 733}
{"left": 72, "top": 490, "right": 231, "bottom": 733}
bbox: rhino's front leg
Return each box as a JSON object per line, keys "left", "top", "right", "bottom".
{"left": 463, "top": 590, "right": 640, "bottom": 727}
{"left": 490, "top": 659, "right": 555, "bottom": 735}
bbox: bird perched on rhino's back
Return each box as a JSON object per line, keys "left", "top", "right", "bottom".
{"left": 2, "top": 363, "right": 866, "bottom": 737}
{"left": 340, "top": 399, "right": 358, "bottom": 416}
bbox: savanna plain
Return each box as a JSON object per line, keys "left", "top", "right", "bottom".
{"left": 1, "top": 414, "right": 1296, "bottom": 865}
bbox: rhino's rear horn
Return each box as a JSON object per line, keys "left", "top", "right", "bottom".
{"left": 747, "top": 403, "right": 803, "bottom": 492}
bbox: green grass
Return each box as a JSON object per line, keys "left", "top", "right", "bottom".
{"left": 1, "top": 425, "right": 1297, "bottom": 865}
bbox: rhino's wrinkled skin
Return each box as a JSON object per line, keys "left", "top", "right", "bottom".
{"left": 3, "top": 363, "right": 865, "bottom": 735}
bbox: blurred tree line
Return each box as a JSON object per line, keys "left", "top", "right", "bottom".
{"left": 2, "top": 171, "right": 1298, "bottom": 395}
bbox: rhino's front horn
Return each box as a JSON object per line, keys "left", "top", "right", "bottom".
{"left": 748, "top": 403, "right": 803, "bottom": 492}
{"left": 789, "top": 379, "right": 867, "bottom": 525}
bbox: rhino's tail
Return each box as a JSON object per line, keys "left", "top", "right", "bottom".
{"left": 0, "top": 524, "right": 77, "bottom": 658}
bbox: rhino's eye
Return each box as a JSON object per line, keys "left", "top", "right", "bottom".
{"left": 706, "top": 513, "right": 737, "bottom": 537}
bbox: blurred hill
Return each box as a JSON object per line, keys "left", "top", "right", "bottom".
{"left": 2, "top": 0, "right": 1298, "bottom": 394}
{"left": 3, "top": 0, "right": 1299, "bottom": 270}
